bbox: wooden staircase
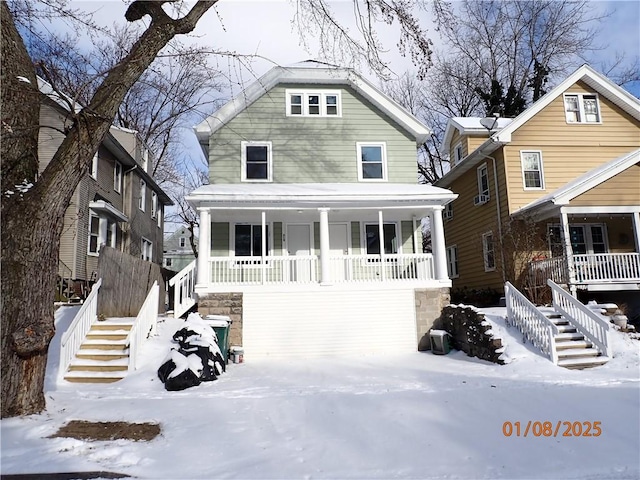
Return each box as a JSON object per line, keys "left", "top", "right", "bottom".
{"left": 547, "top": 313, "right": 609, "bottom": 369}
{"left": 63, "top": 319, "right": 134, "bottom": 383}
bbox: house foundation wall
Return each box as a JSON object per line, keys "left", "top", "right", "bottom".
{"left": 197, "top": 292, "right": 243, "bottom": 347}
{"left": 415, "top": 287, "right": 451, "bottom": 350}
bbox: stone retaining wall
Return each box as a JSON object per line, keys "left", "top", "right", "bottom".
{"left": 415, "top": 288, "right": 451, "bottom": 350}
{"left": 197, "top": 293, "right": 243, "bottom": 347}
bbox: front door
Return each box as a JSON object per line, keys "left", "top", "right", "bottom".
{"left": 287, "top": 224, "right": 312, "bottom": 282}
{"left": 329, "top": 223, "right": 349, "bottom": 281}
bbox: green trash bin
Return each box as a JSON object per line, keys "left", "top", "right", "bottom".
{"left": 205, "top": 315, "right": 231, "bottom": 364}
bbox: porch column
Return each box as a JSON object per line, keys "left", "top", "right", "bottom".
{"left": 319, "top": 208, "right": 330, "bottom": 284}
{"left": 431, "top": 206, "right": 448, "bottom": 281}
{"left": 196, "top": 208, "right": 210, "bottom": 287}
{"left": 632, "top": 211, "right": 640, "bottom": 253}
{"left": 559, "top": 208, "right": 577, "bottom": 296}
{"left": 378, "top": 210, "right": 386, "bottom": 281}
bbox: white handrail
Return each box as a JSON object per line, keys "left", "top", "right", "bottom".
{"left": 127, "top": 281, "right": 159, "bottom": 371}
{"left": 505, "top": 282, "right": 559, "bottom": 364}
{"left": 548, "top": 279, "right": 611, "bottom": 358}
{"left": 169, "top": 259, "right": 197, "bottom": 318}
{"left": 59, "top": 278, "right": 102, "bottom": 380}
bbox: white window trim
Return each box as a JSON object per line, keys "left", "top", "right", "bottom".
{"left": 179, "top": 236, "right": 186, "bottom": 248}
{"left": 142, "top": 147, "right": 149, "bottom": 172}
{"left": 114, "top": 161, "right": 122, "bottom": 193}
{"left": 446, "top": 245, "right": 459, "bottom": 278}
{"left": 231, "top": 223, "right": 272, "bottom": 266}
{"left": 563, "top": 92, "right": 602, "bottom": 124}
{"left": 482, "top": 231, "right": 496, "bottom": 272}
{"left": 520, "top": 150, "right": 545, "bottom": 191}
{"left": 141, "top": 237, "right": 153, "bottom": 262}
{"left": 151, "top": 192, "right": 158, "bottom": 219}
{"left": 91, "top": 152, "right": 98, "bottom": 180}
{"left": 362, "top": 222, "right": 400, "bottom": 255}
{"left": 453, "top": 143, "right": 463, "bottom": 165}
{"left": 285, "top": 90, "right": 342, "bottom": 117}
{"left": 357, "top": 142, "right": 388, "bottom": 182}
{"left": 157, "top": 204, "right": 162, "bottom": 228}
{"left": 241, "top": 141, "right": 273, "bottom": 182}
{"left": 477, "top": 163, "right": 489, "bottom": 197}
{"left": 139, "top": 179, "right": 146, "bottom": 211}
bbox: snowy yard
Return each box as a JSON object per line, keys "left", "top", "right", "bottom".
{"left": 1, "top": 306, "right": 639, "bottom": 479}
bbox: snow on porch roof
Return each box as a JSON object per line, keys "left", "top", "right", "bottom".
{"left": 186, "top": 183, "right": 456, "bottom": 208}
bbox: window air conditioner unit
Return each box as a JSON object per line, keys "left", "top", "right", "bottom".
{"left": 474, "top": 194, "right": 490, "bottom": 206}
{"left": 430, "top": 330, "right": 451, "bottom": 355}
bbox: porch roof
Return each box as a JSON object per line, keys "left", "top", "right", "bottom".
{"left": 186, "top": 183, "right": 456, "bottom": 210}
{"left": 514, "top": 148, "right": 640, "bottom": 218}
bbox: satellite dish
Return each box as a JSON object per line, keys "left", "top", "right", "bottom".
{"left": 480, "top": 116, "right": 499, "bottom": 131}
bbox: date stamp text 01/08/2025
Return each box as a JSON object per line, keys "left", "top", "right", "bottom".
{"left": 502, "top": 421, "right": 602, "bottom": 438}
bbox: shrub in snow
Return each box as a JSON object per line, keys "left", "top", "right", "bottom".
{"left": 158, "top": 313, "right": 226, "bottom": 391}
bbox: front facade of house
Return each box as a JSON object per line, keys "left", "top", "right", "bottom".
{"left": 186, "top": 61, "right": 456, "bottom": 357}
{"left": 436, "top": 65, "right": 640, "bottom": 297}
{"left": 38, "top": 80, "right": 173, "bottom": 297}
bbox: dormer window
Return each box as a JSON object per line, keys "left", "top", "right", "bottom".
{"left": 564, "top": 93, "right": 600, "bottom": 123}
{"left": 286, "top": 90, "right": 341, "bottom": 117}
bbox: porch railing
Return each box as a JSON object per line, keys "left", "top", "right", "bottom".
{"left": 168, "top": 259, "right": 197, "bottom": 318}
{"left": 529, "top": 252, "right": 640, "bottom": 285}
{"left": 505, "top": 281, "right": 558, "bottom": 364}
{"left": 573, "top": 253, "right": 640, "bottom": 283}
{"left": 127, "top": 281, "right": 159, "bottom": 371}
{"left": 59, "top": 278, "right": 102, "bottom": 380}
{"left": 207, "top": 253, "right": 435, "bottom": 286}
{"left": 548, "top": 279, "right": 611, "bottom": 359}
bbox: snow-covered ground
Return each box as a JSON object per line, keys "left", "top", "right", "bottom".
{"left": 1, "top": 306, "right": 639, "bottom": 479}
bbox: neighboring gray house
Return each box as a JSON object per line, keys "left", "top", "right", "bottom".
{"left": 183, "top": 61, "right": 456, "bottom": 358}
{"left": 163, "top": 227, "right": 198, "bottom": 272}
{"left": 38, "top": 78, "right": 173, "bottom": 297}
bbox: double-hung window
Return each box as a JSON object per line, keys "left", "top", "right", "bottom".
{"left": 520, "top": 150, "right": 545, "bottom": 190}
{"left": 482, "top": 232, "right": 496, "bottom": 271}
{"left": 477, "top": 163, "right": 489, "bottom": 197}
{"left": 141, "top": 237, "right": 153, "bottom": 261}
{"left": 286, "top": 90, "right": 341, "bottom": 117}
{"left": 234, "top": 224, "right": 270, "bottom": 262}
{"left": 364, "top": 223, "right": 398, "bottom": 256}
{"left": 446, "top": 245, "right": 459, "bottom": 278}
{"left": 357, "top": 142, "right": 387, "bottom": 181}
{"left": 151, "top": 192, "right": 158, "bottom": 219}
{"left": 179, "top": 237, "right": 186, "bottom": 248}
{"left": 453, "top": 143, "right": 463, "bottom": 165}
{"left": 564, "top": 93, "right": 601, "bottom": 123}
{"left": 241, "top": 141, "right": 272, "bottom": 182}
{"left": 114, "top": 161, "right": 122, "bottom": 193}
{"left": 139, "top": 179, "right": 146, "bottom": 211}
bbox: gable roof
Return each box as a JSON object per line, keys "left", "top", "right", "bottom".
{"left": 194, "top": 60, "right": 431, "bottom": 151}
{"left": 441, "top": 116, "right": 514, "bottom": 152}
{"left": 514, "top": 148, "right": 640, "bottom": 217}
{"left": 436, "top": 64, "right": 640, "bottom": 188}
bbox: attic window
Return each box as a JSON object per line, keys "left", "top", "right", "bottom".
{"left": 286, "top": 90, "right": 341, "bottom": 117}
{"left": 563, "top": 93, "right": 600, "bottom": 123}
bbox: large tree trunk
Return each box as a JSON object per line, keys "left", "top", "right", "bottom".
{"left": 0, "top": 1, "right": 216, "bottom": 418}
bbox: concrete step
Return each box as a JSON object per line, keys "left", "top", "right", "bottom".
{"left": 558, "top": 356, "right": 610, "bottom": 370}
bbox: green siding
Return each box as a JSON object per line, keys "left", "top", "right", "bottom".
{"left": 209, "top": 84, "right": 417, "bottom": 184}
{"left": 211, "top": 222, "right": 229, "bottom": 256}
{"left": 401, "top": 221, "right": 415, "bottom": 254}
{"left": 273, "top": 222, "right": 283, "bottom": 254}
{"left": 350, "top": 222, "right": 361, "bottom": 254}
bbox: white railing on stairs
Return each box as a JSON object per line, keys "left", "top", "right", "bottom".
{"left": 59, "top": 278, "right": 102, "bottom": 380}
{"left": 548, "top": 279, "right": 611, "bottom": 359}
{"left": 169, "top": 259, "right": 197, "bottom": 318}
{"left": 505, "top": 282, "right": 559, "bottom": 364}
{"left": 127, "top": 281, "right": 160, "bottom": 371}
